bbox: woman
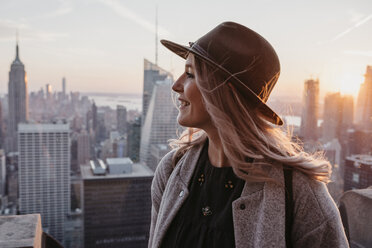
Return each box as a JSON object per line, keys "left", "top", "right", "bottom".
{"left": 149, "top": 22, "right": 348, "bottom": 248}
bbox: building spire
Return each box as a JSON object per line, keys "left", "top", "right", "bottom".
{"left": 16, "top": 29, "right": 19, "bottom": 60}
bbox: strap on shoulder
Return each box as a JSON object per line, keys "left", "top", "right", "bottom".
{"left": 284, "top": 168, "right": 293, "bottom": 248}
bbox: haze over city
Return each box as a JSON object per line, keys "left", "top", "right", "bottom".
{"left": 0, "top": 0, "right": 371, "bottom": 99}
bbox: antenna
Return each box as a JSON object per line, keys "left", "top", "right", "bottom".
{"left": 155, "top": 4, "right": 158, "bottom": 66}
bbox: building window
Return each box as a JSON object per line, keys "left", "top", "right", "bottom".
{"left": 352, "top": 172, "right": 359, "bottom": 183}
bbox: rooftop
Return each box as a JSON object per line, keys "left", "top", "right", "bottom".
{"left": 81, "top": 162, "right": 153, "bottom": 180}
{"left": 18, "top": 123, "right": 69, "bottom": 132}
{"left": 346, "top": 154, "right": 372, "bottom": 166}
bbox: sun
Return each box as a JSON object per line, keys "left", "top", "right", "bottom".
{"left": 337, "top": 72, "right": 364, "bottom": 97}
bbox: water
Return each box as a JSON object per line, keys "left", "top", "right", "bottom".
{"left": 282, "top": 115, "right": 323, "bottom": 127}
{"left": 83, "top": 93, "right": 142, "bottom": 111}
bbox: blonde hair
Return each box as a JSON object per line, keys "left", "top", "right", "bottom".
{"left": 170, "top": 55, "right": 331, "bottom": 183}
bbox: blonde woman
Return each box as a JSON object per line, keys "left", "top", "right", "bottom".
{"left": 148, "top": 22, "right": 348, "bottom": 248}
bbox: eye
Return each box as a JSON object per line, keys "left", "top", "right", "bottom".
{"left": 186, "top": 72, "right": 195, "bottom": 79}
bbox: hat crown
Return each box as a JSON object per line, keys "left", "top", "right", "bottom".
{"left": 192, "top": 22, "right": 280, "bottom": 102}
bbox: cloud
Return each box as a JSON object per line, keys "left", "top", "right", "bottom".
{"left": 0, "top": 19, "right": 69, "bottom": 42}
{"left": 331, "top": 13, "right": 372, "bottom": 42}
{"left": 343, "top": 50, "right": 372, "bottom": 57}
{"left": 41, "top": 1, "right": 73, "bottom": 19}
{"left": 96, "top": 0, "right": 171, "bottom": 38}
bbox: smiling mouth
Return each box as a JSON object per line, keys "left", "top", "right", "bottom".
{"left": 179, "top": 99, "right": 190, "bottom": 108}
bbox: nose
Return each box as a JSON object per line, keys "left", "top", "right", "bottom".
{"left": 172, "top": 74, "right": 185, "bottom": 93}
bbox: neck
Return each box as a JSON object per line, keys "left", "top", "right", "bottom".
{"left": 204, "top": 127, "right": 230, "bottom": 167}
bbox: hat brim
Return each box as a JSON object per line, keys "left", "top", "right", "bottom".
{"left": 160, "top": 39, "right": 283, "bottom": 126}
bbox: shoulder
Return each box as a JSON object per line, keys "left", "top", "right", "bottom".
{"left": 291, "top": 170, "right": 348, "bottom": 246}
{"left": 152, "top": 149, "right": 177, "bottom": 200}
{"left": 292, "top": 170, "right": 339, "bottom": 221}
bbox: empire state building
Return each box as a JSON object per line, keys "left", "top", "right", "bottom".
{"left": 7, "top": 42, "right": 28, "bottom": 152}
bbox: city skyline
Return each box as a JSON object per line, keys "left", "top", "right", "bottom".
{"left": 0, "top": 0, "right": 371, "bottom": 99}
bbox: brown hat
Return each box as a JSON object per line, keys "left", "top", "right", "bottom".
{"left": 161, "top": 21, "right": 283, "bottom": 125}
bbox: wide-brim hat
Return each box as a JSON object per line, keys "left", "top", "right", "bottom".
{"left": 161, "top": 21, "right": 283, "bottom": 125}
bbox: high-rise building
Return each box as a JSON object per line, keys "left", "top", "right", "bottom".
{"left": 300, "top": 79, "right": 319, "bottom": 141}
{"left": 46, "top": 84, "right": 52, "bottom": 100}
{"left": 340, "top": 95, "right": 354, "bottom": 129}
{"left": 127, "top": 117, "right": 141, "bottom": 162}
{"left": 322, "top": 92, "right": 342, "bottom": 142}
{"left": 142, "top": 59, "right": 171, "bottom": 125}
{"left": 77, "top": 131, "right": 91, "bottom": 167}
{"left": 81, "top": 159, "right": 153, "bottom": 248}
{"left": 62, "top": 77, "right": 66, "bottom": 96}
{"left": 344, "top": 154, "right": 372, "bottom": 191}
{"left": 18, "top": 123, "right": 70, "bottom": 243}
{"left": 355, "top": 66, "right": 372, "bottom": 130}
{"left": 116, "top": 105, "right": 127, "bottom": 135}
{"left": 140, "top": 78, "right": 179, "bottom": 171}
{"left": 7, "top": 42, "right": 28, "bottom": 152}
{"left": 0, "top": 150, "right": 5, "bottom": 197}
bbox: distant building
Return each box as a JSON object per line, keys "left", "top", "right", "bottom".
{"left": 77, "top": 131, "right": 90, "bottom": 167}
{"left": 127, "top": 117, "right": 141, "bottom": 162}
{"left": 340, "top": 95, "right": 354, "bottom": 129}
{"left": 355, "top": 66, "right": 372, "bottom": 130}
{"left": 0, "top": 150, "right": 5, "bottom": 197}
{"left": 46, "top": 84, "right": 52, "bottom": 100}
{"left": 7, "top": 41, "right": 28, "bottom": 152}
{"left": 323, "top": 139, "right": 344, "bottom": 203}
{"left": 81, "top": 159, "right": 153, "bottom": 248}
{"left": 300, "top": 79, "right": 319, "bottom": 141}
{"left": 140, "top": 78, "right": 179, "bottom": 171}
{"left": 18, "top": 123, "right": 70, "bottom": 243}
{"left": 142, "top": 59, "right": 172, "bottom": 126}
{"left": 116, "top": 105, "right": 127, "bottom": 135}
{"left": 149, "top": 144, "right": 170, "bottom": 170}
{"left": 62, "top": 77, "right": 66, "bottom": 96}
{"left": 344, "top": 154, "right": 372, "bottom": 191}
{"left": 322, "top": 93, "right": 342, "bottom": 142}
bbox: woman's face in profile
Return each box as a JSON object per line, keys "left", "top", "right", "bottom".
{"left": 172, "top": 55, "right": 211, "bottom": 129}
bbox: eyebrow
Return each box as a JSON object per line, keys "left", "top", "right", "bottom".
{"left": 185, "top": 64, "right": 193, "bottom": 70}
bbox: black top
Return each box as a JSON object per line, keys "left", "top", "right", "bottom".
{"left": 161, "top": 140, "right": 245, "bottom": 248}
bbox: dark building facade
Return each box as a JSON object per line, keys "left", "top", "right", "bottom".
{"left": 116, "top": 105, "right": 127, "bottom": 135}
{"left": 81, "top": 161, "right": 153, "bottom": 248}
{"left": 127, "top": 117, "right": 141, "bottom": 162}
{"left": 344, "top": 155, "right": 372, "bottom": 191}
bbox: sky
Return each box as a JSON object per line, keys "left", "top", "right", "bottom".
{"left": 0, "top": 0, "right": 371, "bottom": 100}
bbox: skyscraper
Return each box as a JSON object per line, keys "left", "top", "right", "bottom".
{"left": 127, "top": 117, "right": 141, "bottom": 162}
{"left": 355, "top": 66, "right": 372, "bottom": 130}
{"left": 142, "top": 59, "right": 171, "bottom": 125}
{"left": 81, "top": 159, "right": 153, "bottom": 248}
{"left": 300, "top": 79, "right": 319, "bottom": 141}
{"left": 322, "top": 92, "right": 341, "bottom": 142}
{"left": 62, "top": 77, "right": 66, "bottom": 96}
{"left": 18, "top": 123, "right": 70, "bottom": 243}
{"left": 116, "top": 105, "right": 127, "bottom": 135}
{"left": 140, "top": 78, "right": 179, "bottom": 171}
{"left": 7, "top": 42, "right": 28, "bottom": 152}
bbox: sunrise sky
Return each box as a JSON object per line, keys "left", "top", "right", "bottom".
{"left": 0, "top": 0, "right": 371, "bottom": 100}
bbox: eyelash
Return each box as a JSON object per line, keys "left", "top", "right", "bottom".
{"left": 186, "top": 72, "right": 194, "bottom": 78}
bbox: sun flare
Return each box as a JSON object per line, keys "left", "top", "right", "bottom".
{"left": 337, "top": 72, "right": 364, "bottom": 97}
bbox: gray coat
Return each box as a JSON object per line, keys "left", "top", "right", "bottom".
{"left": 148, "top": 143, "right": 349, "bottom": 248}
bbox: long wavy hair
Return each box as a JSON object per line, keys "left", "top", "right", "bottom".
{"left": 170, "top": 54, "right": 331, "bottom": 183}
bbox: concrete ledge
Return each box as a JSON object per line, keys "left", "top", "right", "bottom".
{"left": 339, "top": 187, "right": 372, "bottom": 248}
{"left": 0, "top": 214, "right": 42, "bottom": 248}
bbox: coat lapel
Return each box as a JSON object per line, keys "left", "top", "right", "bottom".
{"left": 232, "top": 166, "right": 286, "bottom": 248}
{"left": 152, "top": 143, "right": 204, "bottom": 248}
